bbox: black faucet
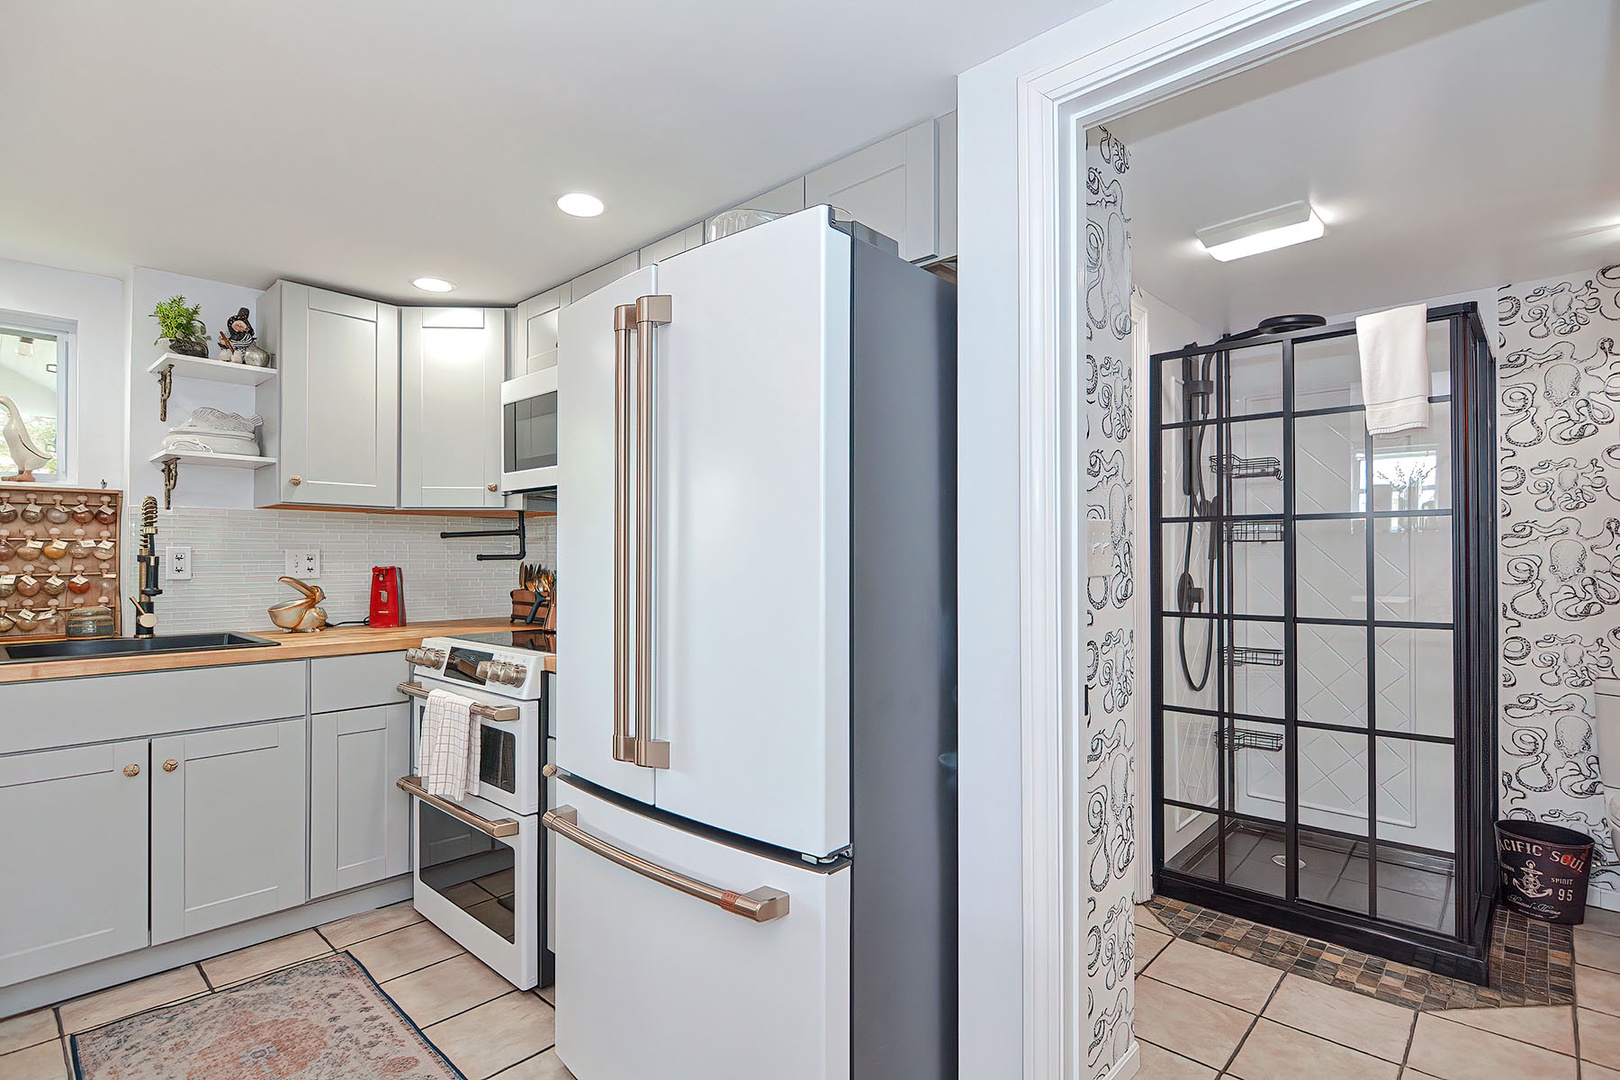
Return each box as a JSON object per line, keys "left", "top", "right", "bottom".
{"left": 133, "top": 495, "right": 162, "bottom": 637}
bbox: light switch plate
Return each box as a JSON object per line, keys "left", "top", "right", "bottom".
{"left": 1087, "top": 517, "right": 1113, "bottom": 577}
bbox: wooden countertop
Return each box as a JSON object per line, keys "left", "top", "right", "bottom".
{"left": 0, "top": 618, "right": 522, "bottom": 685}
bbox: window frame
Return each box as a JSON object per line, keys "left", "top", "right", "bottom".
{"left": 0, "top": 310, "right": 75, "bottom": 484}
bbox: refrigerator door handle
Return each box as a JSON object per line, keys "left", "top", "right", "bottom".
{"left": 612, "top": 304, "right": 639, "bottom": 765}
{"left": 632, "top": 294, "right": 673, "bottom": 771}
{"left": 545, "top": 805, "right": 790, "bottom": 922}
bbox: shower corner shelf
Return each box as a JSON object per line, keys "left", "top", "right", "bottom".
{"left": 1221, "top": 645, "right": 1285, "bottom": 667}
{"left": 1211, "top": 453, "right": 1283, "bottom": 481}
{"left": 1226, "top": 519, "right": 1287, "bottom": 543}
{"left": 1215, "top": 728, "right": 1285, "bottom": 753}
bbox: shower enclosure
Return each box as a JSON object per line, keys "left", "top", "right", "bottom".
{"left": 1150, "top": 303, "right": 1498, "bottom": 980}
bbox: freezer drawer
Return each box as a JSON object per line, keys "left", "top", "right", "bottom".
{"left": 551, "top": 784, "right": 850, "bottom": 1080}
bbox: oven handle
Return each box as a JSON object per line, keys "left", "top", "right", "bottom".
{"left": 397, "top": 681, "right": 520, "bottom": 723}
{"left": 397, "top": 776, "right": 522, "bottom": 838}
{"left": 544, "top": 805, "right": 789, "bottom": 922}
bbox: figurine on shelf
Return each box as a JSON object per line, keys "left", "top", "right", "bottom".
{"left": 0, "top": 395, "right": 52, "bottom": 481}
{"left": 217, "top": 308, "right": 273, "bottom": 368}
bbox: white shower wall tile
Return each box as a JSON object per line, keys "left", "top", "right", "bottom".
{"left": 127, "top": 508, "right": 555, "bottom": 634}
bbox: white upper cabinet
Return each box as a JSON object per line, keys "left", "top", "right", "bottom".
{"left": 400, "top": 306, "right": 506, "bottom": 509}
{"left": 935, "top": 111, "right": 957, "bottom": 262}
{"left": 638, "top": 223, "right": 705, "bottom": 267}
{"left": 805, "top": 119, "right": 939, "bottom": 263}
{"left": 705, "top": 178, "right": 806, "bottom": 240}
{"left": 512, "top": 287, "right": 566, "bottom": 379}
{"left": 568, "top": 253, "right": 642, "bottom": 305}
{"left": 256, "top": 281, "right": 400, "bottom": 508}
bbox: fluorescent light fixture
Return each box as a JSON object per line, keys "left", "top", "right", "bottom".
{"left": 412, "top": 277, "right": 456, "bottom": 293}
{"left": 1196, "top": 201, "right": 1325, "bottom": 262}
{"left": 557, "top": 192, "right": 605, "bottom": 218}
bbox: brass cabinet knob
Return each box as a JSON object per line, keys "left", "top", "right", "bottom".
{"left": 289, "top": 476, "right": 303, "bottom": 486}
{"left": 487, "top": 483, "right": 499, "bottom": 492}
{"left": 123, "top": 764, "right": 140, "bottom": 777}
{"left": 163, "top": 759, "right": 179, "bottom": 772}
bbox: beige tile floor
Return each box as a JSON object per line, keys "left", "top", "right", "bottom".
{"left": 1135, "top": 902, "right": 1620, "bottom": 1079}
{"left": 0, "top": 901, "right": 573, "bottom": 1080}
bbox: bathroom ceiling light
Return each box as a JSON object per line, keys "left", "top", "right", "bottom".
{"left": 557, "top": 192, "right": 605, "bottom": 218}
{"left": 1196, "top": 201, "right": 1325, "bottom": 262}
{"left": 412, "top": 277, "right": 456, "bottom": 293}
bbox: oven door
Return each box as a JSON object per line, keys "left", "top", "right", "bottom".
{"left": 408, "top": 788, "right": 539, "bottom": 990}
{"left": 501, "top": 368, "right": 559, "bottom": 493}
{"left": 408, "top": 687, "right": 540, "bottom": 817}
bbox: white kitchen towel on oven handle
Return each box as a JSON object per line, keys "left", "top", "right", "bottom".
{"left": 420, "top": 688, "right": 481, "bottom": 800}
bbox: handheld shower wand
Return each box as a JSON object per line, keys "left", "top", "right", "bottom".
{"left": 131, "top": 496, "right": 161, "bottom": 637}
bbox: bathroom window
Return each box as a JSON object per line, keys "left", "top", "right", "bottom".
{"left": 1356, "top": 447, "right": 1439, "bottom": 514}
{"left": 0, "top": 317, "right": 72, "bottom": 481}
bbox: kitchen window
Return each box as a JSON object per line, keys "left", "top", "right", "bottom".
{"left": 0, "top": 315, "right": 73, "bottom": 481}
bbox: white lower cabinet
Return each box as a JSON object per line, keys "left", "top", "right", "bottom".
{"left": 310, "top": 703, "right": 411, "bottom": 899}
{"left": 554, "top": 785, "right": 850, "bottom": 1080}
{"left": 0, "top": 741, "right": 150, "bottom": 985}
{"left": 151, "top": 718, "right": 308, "bottom": 945}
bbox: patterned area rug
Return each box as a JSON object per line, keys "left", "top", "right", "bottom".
{"left": 70, "top": 954, "right": 463, "bottom": 1079}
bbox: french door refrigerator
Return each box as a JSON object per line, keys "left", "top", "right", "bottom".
{"left": 550, "top": 205, "right": 957, "bottom": 1080}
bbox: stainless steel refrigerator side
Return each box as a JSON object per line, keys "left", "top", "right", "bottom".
{"left": 848, "top": 237, "right": 959, "bottom": 1080}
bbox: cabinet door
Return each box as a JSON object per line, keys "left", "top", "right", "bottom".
{"left": 638, "top": 224, "right": 705, "bottom": 267}
{"left": 151, "top": 718, "right": 308, "bottom": 944}
{"left": 804, "top": 119, "right": 938, "bottom": 262}
{"left": 310, "top": 704, "right": 411, "bottom": 899}
{"left": 513, "top": 288, "right": 566, "bottom": 379}
{"left": 401, "top": 307, "right": 507, "bottom": 508}
{"left": 259, "top": 281, "right": 400, "bottom": 508}
{"left": 706, "top": 178, "right": 806, "bottom": 240}
{"left": 0, "top": 742, "right": 149, "bottom": 986}
{"left": 567, "top": 253, "right": 642, "bottom": 305}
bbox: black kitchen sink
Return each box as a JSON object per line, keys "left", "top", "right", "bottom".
{"left": 1, "top": 632, "right": 281, "bottom": 661}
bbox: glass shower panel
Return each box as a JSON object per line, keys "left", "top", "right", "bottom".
{"left": 1163, "top": 807, "right": 1220, "bottom": 880}
{"left": 1297, "top": 518, "right": 1368, "bottom": 619}
{"left": 1371, "top": 402, "right": 1452, "bottom": 511}
{"left": 1161, "top": 616, "right": 1220, "bottom": 713}
{"left": 1375, "top": 737, "right": 1456, "bottom": 932}
{"left": 1297, "top": 827, "right": 1359, "bottom": 908}
{"left": 1297, "top": 624, "right": 1368, "bottom": 729}
{"left": 1292, "top": 322, "right": 1452, "bottom": 410}
{"left": 1162, "top": 709, "right": 1221, "bottom": 809}
{"left": 1225, "top": 619, "right": 1285, "bottom": 718}
{"left": 1295, "top": 411, "right": 1369, "bottom": 515}
{"left": 1374, "top": 517, "right": 1453, "bottom": 622}
{"left": 1374, "top": 627, "right": 1454, "bottom": 738}
{"left": 1227, "top": 342, "right": 1284, "bottom": 418}
{"left": 1225, "top": 719, "right": 1289, "bottom": 899}
{"left": 1218, "top": 418, "right": 1286, "bottom": 517}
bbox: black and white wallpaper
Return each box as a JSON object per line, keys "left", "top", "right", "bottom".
{"left": 1084, "top": 125, "right": 1137, "bottom": 1079}
{"left": 1498, "top": 264, "right": 1620, "bottom": 894}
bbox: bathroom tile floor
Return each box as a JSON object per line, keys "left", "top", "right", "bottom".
{"left": 1135, "top": 901, "right": 1620, "bottom": 1079}
{"left": 0, "top": 902, "right": 574, "bottom": 1080}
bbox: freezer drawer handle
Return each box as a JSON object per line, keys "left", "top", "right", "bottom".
{"left": 397, "top": 776, "right": 522, "bottom": 838}
{"left": 544, "top": 805, "right": 789, "bottom": 923}
{"left": 397, "top": 681, "right": 520, "bottom": 723}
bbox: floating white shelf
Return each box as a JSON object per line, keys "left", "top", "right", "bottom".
{"left": 149, "top": 450, "right": 276, "bottom": 470}
{"left": 147, "top": 352, "right": 277, "bottom": 387}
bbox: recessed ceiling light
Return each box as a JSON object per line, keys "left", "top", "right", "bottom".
{"left": 557, "top": 192, "right": 605, "bottom": 218}
{"left": 412, "top": 277, "right": 456, "bottom": 293}
{"left": 1196, "top": 201, "right": 1325, "bottom": 262}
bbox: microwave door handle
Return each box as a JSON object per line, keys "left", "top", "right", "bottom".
{"left": 613, "top": 304, "right": 639, "bottom": 764}
{"left": 633, "top": 295, "right": 672, "bottom": 771}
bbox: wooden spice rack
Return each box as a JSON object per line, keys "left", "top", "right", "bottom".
{"left": 0, "top": 484, "right": 122, "bottom": 643}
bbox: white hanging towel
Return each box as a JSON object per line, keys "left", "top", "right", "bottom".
{"left": 420, "top": 688, "right": 482, "bottom": 800}
{"left": 1356, "top": 303, "right": 1431, "bottom": 435}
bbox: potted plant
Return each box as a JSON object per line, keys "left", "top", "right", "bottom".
{"left": 151, "top": 295, "right": 209, "bottom": 358}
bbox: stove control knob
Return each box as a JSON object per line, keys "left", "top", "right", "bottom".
{"left": 477, "top": 660, "right": 528, "bottom": 687}
{"left": 406, "top": 647, "right": 447, "bottom": 668}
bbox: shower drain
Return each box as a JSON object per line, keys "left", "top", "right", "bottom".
{"left": 1272, "top": 854, "right": 1306, "bottom": 869}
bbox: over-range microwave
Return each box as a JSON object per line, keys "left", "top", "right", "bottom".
{"left": 500, "top": 368, "right": 558, "bottom": 493}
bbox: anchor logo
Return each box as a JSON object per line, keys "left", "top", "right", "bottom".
{"left": 1512, "top": 861, "right": 1555, "bottom": 900}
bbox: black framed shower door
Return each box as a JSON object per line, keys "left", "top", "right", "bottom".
{"left": 1149, "top": 303, "right": 1498, "bottom": 982}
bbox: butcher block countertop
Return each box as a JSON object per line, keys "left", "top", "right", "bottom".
{"left": 0, "top": 618, "right": 528, "bottom": 685}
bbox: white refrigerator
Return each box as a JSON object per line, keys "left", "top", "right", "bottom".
{"left": 550, "top": 206, "right": 957, "bottom": 1080}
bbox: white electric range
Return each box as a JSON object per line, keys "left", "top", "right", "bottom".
{"left": 399, "top": 632, "right": 556, "bottom": 990}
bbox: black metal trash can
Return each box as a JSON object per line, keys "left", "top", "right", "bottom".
{"left": 1496, "top": 819, "right": 1594, "bottom": 924}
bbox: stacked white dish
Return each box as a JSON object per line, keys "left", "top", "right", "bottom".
{"left": 161, "top": 407, "right": 263, "bottom": 456}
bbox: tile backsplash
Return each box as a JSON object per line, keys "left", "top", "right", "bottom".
{"left": 130, "top": 508, "right": 556, "bottom": 634}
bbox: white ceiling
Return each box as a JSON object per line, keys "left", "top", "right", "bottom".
{"left": 0, "top": 1, "right": 1095, "bottom": 305}
{"left": 1112, "top": 0, "right": 1620, "bottom": 335}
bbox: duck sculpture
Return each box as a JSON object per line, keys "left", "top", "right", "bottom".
{"left": 0, "top": 395, "right": 51, "bottom": 481}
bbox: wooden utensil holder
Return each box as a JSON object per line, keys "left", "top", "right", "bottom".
{"left": 0, "top": 484, "right": 123, "bottom": 644}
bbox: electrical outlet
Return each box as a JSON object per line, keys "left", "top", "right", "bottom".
{"left": 166, "top": 545, "right": 193, "bottom": 581}
{"left": 285, "top": 549, "right": 321, "bottom": 579}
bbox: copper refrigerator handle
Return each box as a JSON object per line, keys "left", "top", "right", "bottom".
{"left": 612, "top": 305, "right": 638, "bottom": 764}
{"left": 544, "top": 806, "right": 789, "bottom": 922}
{"left": 397, "top": 776, "right": 521, "bottom": 838}
{"left": 633, "top": 295, "right": 672, "bottom": 770}
{"left": 396, "top": 681, "right": 519, "bottom": 722}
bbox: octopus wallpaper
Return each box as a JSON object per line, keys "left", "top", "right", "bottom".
{"left": 1497, "top": 263, "right": 1620, "bottom": 897}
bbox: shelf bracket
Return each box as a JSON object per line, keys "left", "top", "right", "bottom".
{"left": 441, "top": 509, "right": 526, "bottom": 562}
{"left": 158, "top": 457, "right": 178, "bottom": 509}
{"left": 156, "top": 366, "right": 173, "bottom": 422}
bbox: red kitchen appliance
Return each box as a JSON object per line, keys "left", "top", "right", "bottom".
{"left": 370, "top": 566, "right": 405, "bottom": 627}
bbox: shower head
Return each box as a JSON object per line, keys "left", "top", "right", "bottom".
{"left": 1256, "top": 313, "right": 1327, "bottom": 335}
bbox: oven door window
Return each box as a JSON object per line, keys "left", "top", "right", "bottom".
{"left": 479, "top": 723, "right": 518, "bottom": 795}
{"left": 504, "top": 391, "right": 558, "bottom": 473}
{"left": 418, "top": 802, "right": 516, "bottom": 943}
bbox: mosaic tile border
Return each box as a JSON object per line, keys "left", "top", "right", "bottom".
{"left": 1145, "top": 895, "right": 1574, "bottom": 1010}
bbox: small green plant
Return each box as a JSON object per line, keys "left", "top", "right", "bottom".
{"left": 150, "top": 295, "right": 207, "bottom": 344}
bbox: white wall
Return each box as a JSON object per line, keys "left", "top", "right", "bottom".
{"left": 0, "top": 257, "right": 127, "bottom": 491}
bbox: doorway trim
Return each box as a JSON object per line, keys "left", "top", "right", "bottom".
{"left": 980, "top": 1, "right": 1437, "bottom": 1076}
